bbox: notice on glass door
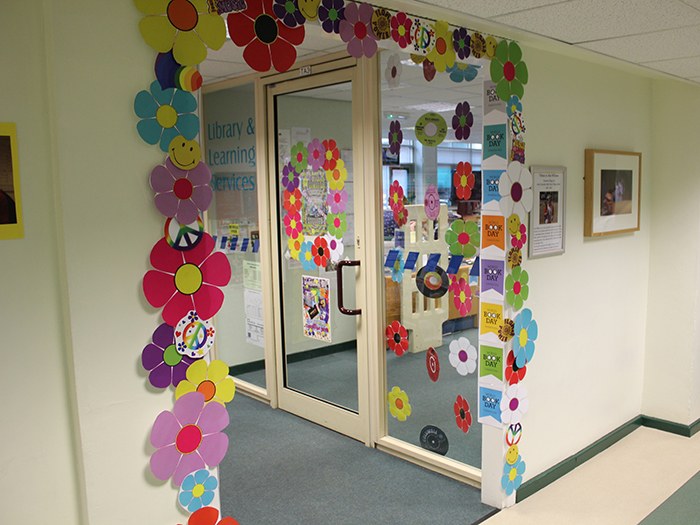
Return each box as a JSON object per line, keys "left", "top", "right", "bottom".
{"left": 302, "top": 275, "right": 331, "bottom": 342}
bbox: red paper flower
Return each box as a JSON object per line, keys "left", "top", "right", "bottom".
{"left": 426, "top": 347, "right": 440, "bottom": 382}
{"left": 453, "top": 161, "right": 475, "bottom": 200}
{"left": 186, "top": 506, "right": 240, "bottom": 525}
{"left": 454, "top": 394, "right": 472, "bottom": 433}
{"left": 511, "top": 223, "right": 527, "bottom": 250}
{"left": 283, "top": 188, "right": 302, "bottom": 213}
{"left": 388, "top": 180, "right": 404, "bottom": 210}
{"left": 143, "top": 233, "right": 231, "bottom": 326}
{"left": 311, "top": 236, "right": 330, "bottom": 268}
{"left": 393, "top": 203, "right": 408, "bottom": 228}
{"left": 386, "top": 320, "right": 409, "bottom": 356}
{"left": 390, "top": 11, "right": 412, "bottom": 48}
{"left": 227, "top": 0, "right": 305, "bottom": 73}
{"left": 505, "top": 350, "right": 527, "bottom": 385}
{"left": 322, "top": 138, "right": 340, "bottom": 171}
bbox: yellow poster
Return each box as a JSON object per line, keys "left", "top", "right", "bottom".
{"left": 480, "top": 302, "right": 503, "bottom": 336}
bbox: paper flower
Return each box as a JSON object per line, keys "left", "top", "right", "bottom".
{"left": 498, "top": 318, "right": 515, "bottom": 343}
{"left": 298, "top": 0, "right": 320, "bottom": 21}
{"left": 511, "top": 223, "right": 527, "bottom": 250}
{"left": 290, "top": 141, "right": 308, "bottom": 173}
{"left": 447, "top": 63, "right": 479, "bottom": 83}
{"left": 307, "top": 138, "right": 325, "bottom": 171}
{"left": 505, "top": 350, "right": 527, "bottom": 385}
{"left": 390, "top": 11, "right": 412, "bottom": 48}
{"left": 499, "top": 162, "right": 533, "bottom": 222}
{"left": 507, "top": 247, "right": 522, "bottom": 269}
{"left": 326, "top": 212, "right": 347, "bottom": 238}
{"left": 384, "top": 122, "right": 402, "bottom": 159}
{"left": 448, "top": 337, "right": 477, "bottom": 376}
{"left": 453, "top": 27, "right": 470, "bottom": 60}
{"left": 502, "top": 455, "right": 526, "bottom": 495}
{"left": 323, "top": 233, "right": 344, "bottom": 262}
{"left": 505, "top": 266, "right": 529, "bottom": 310}
{"left": 485, "top": 36, "right": 498, "bottom": 59}
{"left": 174, "top": 310, "right": 215, "bottom": 358}
{"left": 299, "top": 240, "right": 316, "bottom": 270}
{"left": 326, "top": 159, "right": 347, "bottom": 191}
{"left": 501, "top": 383, "right": 529, "bottom": 425}
{"left": 445, "top": 219, "right": 480, "bottom": 258}
{"left": 452, "top": 101, "right": 474, "bottom": 141}
{"left": 470, "top": 32, "right": 485, "bottom": 58}
{"left": 423, "top": 59, "right": 436, "bottom": 82}
{"left": 187, "top": 506, "right": 240, "bottom": 525}
{"left": 318, "top": 0, "right": 345, "bottom": 35}
{"left": 273, "top": 0, "right": 306, "bottom": 28}
{"left": 507, "top": 95, "right": 522, "bottom": 118}
{"left": 143, "top": 234, "right": 231, "bottom": 326}
{"left": 491, "top": 40, "right": 529, "bottom": 101}
{"left": 426, "top": 347, "right": 440, "bottom": 382}
{"left": 136, "top": 0, "right": 227, "bottom": 66}
{"left": 134, "top": 81, "right": 199, "bottom": 152}
{"left": 453, "top": 161, "right": 475, "bottom": 200}
{"left": 322, "top": 138, "right": 340, "bottom": 171}
{"left": 311, "top": 236, "right": 330, "bottom": 267}
{"left": 386, "top": 320, "right": 408, "bottom": 356}
{"left": 388, "top": 180, "right": 404, "bottom": 211}
{"left": 150, "top": 158, "right": 212, "bottom": 224}
{"left": 426, "top": 20, "right": 455, "bottom": 72}
{"left": 424, "top": 184, "right": 440, "bottom": 220}
{"left": 513, "top": 308, "right": 537, "bottom": 367}
{"left": 327, "top": 189, "right": 348, "bottom": 214}
{"left": 178, "top": 468, "right": 217, "bottom": 512}
{"left": 227, "top": 0, "right": 305, "bottom": 73}
{"left": 142, "top": 323, "right": 196, "bottom": 389}
{"left": 283, "top": 188, "right": 302, "bottom": 213}
{"left": 384, "top": 54, "right": 402, "bottom": 89}
{"left": 284, "top": 211, "right": 304, "bottom": 239}
{"left": 387, "top": 386, "right": 412, "bottom": 421}
{"left": 339, "top": 1, "right": 377, "bottom": 58}
{"left": 288, "top": 234, "right": 304, "bottom": 260}
{"left": 450, "top": 277, "right": 472, "bottom": 317}
{"left": 175, "top": 359, "right": 236, "bottom": 405}
{"left": 371, "top": 7, "right": 391, "bottom": 39}
{"left": 454, "top": 394, "right": 472, "bottom": 433}
{"left": 391, "top": 250, "right": 405, "bottom": 283}
{"left": 281, "top": 162, "right": 300, "bottom": 191}
{"left": 393, "top": 203, "right": 408, "bottom": 227}
{"left": 149, "top": 392, "right": 229, "bottom": 484}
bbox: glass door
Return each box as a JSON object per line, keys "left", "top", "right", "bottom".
{"left": 266, "top": 66, "right": 369, "bottom": 442}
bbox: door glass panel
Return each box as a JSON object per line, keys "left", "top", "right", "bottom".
{"left": 381, "top": 51, "right": 483, "bottom": 467}
{"left": 274, "top": 81, "right": 358, "bottom": 412}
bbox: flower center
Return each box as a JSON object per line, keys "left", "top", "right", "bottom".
{"left": 284, "top": 0, "right": 295, "bottom": 14}
{"left": 391, "top": 66, "right": 397, "bottom": 78}
{"left": 457, "top": 37, "right": 466, "bottom": 49}
{"left": 460, "top": 174, "right": 468, "bottom": 187}
{"left": 334, "top": 217, "right": 341, "bottom": 228}
{"left": 458, "top": 349, "right": 468, "bottom": 363}
{"left": 197, "top": 379, "right": 217, "bottom": 401}
{"left": 509, "top": 467, "right": 518, "bottom": 481}
{"left": 175, "top": 424, "right": 202, "bottom": 454}
{"left": 509, "top": 397, "right": 519, "bottom": 411}
{"left": 398, "top": 25, "right": 406, "bottom": 37}
{"left": 175, "top": 263, "right": 203, "bottom": 295}
{"left": 459, "top": 291, "right": 467, "bottom": 302}
{"left": 163, "top": 344, "right": 182, "bottom": 367}
{"left": 395, "top": 398, "right": 404, "bottom": 410}
{"left": 354, "top": 21, "right": 367, "bottom": 40}
{"left": 296, "top": 152, "right": 303, "bottom": 163}
{"left": 513, "top": 281, "right": 521, "bottom": 295}
{"left": 167, "top": 0, "right": 199, "bottom": 32}
{"left": 503, "top": 61, "right": 516, "bottom": 81}
{"left": 156, "top": 105, "right": 178, "bottom": 128}
{"left": 511, "top": 182, "right": 523, "bottom": 202}
{"left": 519, "top": 328, "right": 528, "bottom": 348}
{"left": 328, "top": 7, "right": 338, "bottom": 21}
{"left": 458, "top": 232, "right": 470, "bottom": 245}
{"left": 459, "top": 408, "right": 465, "bottom": 419}
{"left": 334, "top": 193, "right": 342, "bottom": 203}
{"left": 317, "top": 246, "right": 325, "bottom": 257}
{"left": 192, "top": 483, "right": 205, "bottom": 498}
{"left": 436, "top": 37, "right": 447, "bottom": 54}
{"left": 255, "top": 14, "right": 278, "bottom": 45}
{"left": 393, "top": 333, "right": 401, "bottom": 344}
{"left": 459, "top": 115, "right": 468, "bottom": 127}
{"left": 173, "top": 178, "right": 193, "bottom": 199}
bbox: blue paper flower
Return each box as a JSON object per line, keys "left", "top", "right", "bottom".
{"left": 299, "top": 241, "right": 316, "bottom": 271}
{"left": 447, "top": 63, "right": 479, "bottom": 83}
{"left": 134, "top": 80, "right": 199, "bottom": 152}
{"left": 513, "top": 308, "right": 537, "bottom": 368}
{"left": 178, "top": 468, "right": 217, "bottom": 512}
{"left": 391, "top": 250, "right": 405, "bottom": 283}
{"left": 507, "top": 95, "right": 522, "bottom": 118}
{"left": 501, "top": 455, "right": 526, "bottom": 495}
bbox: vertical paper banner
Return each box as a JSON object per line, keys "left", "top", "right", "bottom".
{"left": 478, "top": 385, "right": 504, "bottom": 426}
{"left": 302, "top": 275, "right": 331, "bottom": 342}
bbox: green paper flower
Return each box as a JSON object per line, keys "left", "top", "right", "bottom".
{"left": 327, "top": 212, "right": 347, "bottom": 238}
{"left": 490, "top": 40, "right": 529, "bottom": 102}
{"left": 505, "top": 266, "right": 529, "bottom": 310}
{"left": 445, "top": 219, "right": 479, "bottom": 258}
{"left": 290, "top": 141, "right": 308, "bottom": 173}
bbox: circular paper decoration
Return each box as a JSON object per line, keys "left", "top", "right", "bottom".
{"left": 419, "top": 425, "right": 449, "bottom": 455}
{"left": 415, "top": 112, "right": 447, "bottom": 147}
{"left": 386, "top": 320, "right": 409, "bottom": 356}
{"left": 168, "top": 135, "right": 202, "bottom": 170}
{"left": 505, "top": 444, "right": 519, "bottom": 465}
{"left": 371, "top": 7, "right": 391, "bottom": 40}
{"left": 416, "top": 265, "right": 449, "bottom": 298}
{"left": 175, "top": 66, "right": 203, "bottom": 92}
{"left": 424, "top": 184, "right": 440, "bottom": 220}
{"left": 175, "top": 311, "right": 216, "bottom": 358}
{"left": 164, "top": 216, "right": 205, "bottom": 251}
{"left": 426, "top": 347, "right": 440, "bottom": 382}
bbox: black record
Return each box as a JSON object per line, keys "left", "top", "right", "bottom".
{"left": 419, "top": 425, "right": 449, "bottom": 456}
{"left": 416, "top": 265, "right": 449, "bottom": 298}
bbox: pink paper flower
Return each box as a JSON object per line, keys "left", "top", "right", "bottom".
{"left": 307, "top": 138, "right": 326, "bottom": 171}
{"left": 339, "top": 1, "right": 377, "bottom": 58}
{"left": 149, "top": 392, "right": 229, "bottom": 485}
{"left": 143, "top": 234, "right": 231, "bottom": 326}
{"left": 284, "top": 211, "right": 303, "bottom": 238}
{"left": 450, "top": 277, "right": 472, "bottom": 317}
{"left": 150, "top": 158, "right": 213, "bottom": 224}
{"left": 327, "top": 189, "right": 348, "bottom": 214}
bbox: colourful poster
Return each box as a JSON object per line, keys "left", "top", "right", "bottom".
{"left": 301, "top": 169, "right": 328, "bottom": 236}
{"left": 480, "top": 302, "right": 503, "bottom": 337}
{"left": 482, "top": 215, "right": 505, "bottom": 250}
{"left": 302, "top": 275, "right": 331, "bottom": 342}
{"left": 482, "top": 170, "right": 503, "bottom": 204}
{"left": 481, "top": 259, "right": 505, "bottom": 295}
{"left": 479, "top": 345, "right": 503, "bottom": 382}
{"left": 478, "top": 385, "right": 503, "bottom": 426}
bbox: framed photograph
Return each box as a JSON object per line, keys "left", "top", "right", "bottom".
{"left": 0, "top": 122, "right": 23, "bottom": 240}
{"left": 584, "top": 149, "right": 641, "bottom": 237}
{"left": 529, "top": 165, "right": 566, "bottom": 258}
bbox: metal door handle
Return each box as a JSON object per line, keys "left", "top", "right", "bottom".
{"left": 336, "top": 259, "right": 361, "bottom": 316}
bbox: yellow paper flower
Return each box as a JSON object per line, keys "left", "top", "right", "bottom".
{"left": 426, "top": 21, "right": 455, "bottom": 73}
{"left": 288, "top": 234, "right": 305, "bottom": 260}
{"left": 326, "top": 158, "right": 348, "bottom": 191}
{"left": 175, "top": 359, "right": 236, "bottom": 405}
{"left": 387, "top": 386, "right": 412, "bottom": 422}
{"left": 135, "top": 0, "right": 226, "bottom": 66}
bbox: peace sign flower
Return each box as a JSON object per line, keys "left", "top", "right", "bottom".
{"left": 141, "top": 323, "right": 196, "bottom": 389}
{"left": 490, "top": 40, "right": 529, "bottom": 102}
{"left": 390, "top": 11, "right": 412, "bottom": 48}
{"left": 445, "top": 219, "right": 480, "bottom": 258}
{"left": 388, "top": 386, "right": 412, "bottom": 421}
{"left": 505, "top": 266, "right": 529, "bottom": 311}
{"left": 339, "top": 1, "right": 378, "bottom": 58}
{"left": 513, "top": 308, "right": 538, "bottom": 367}
{"left": 453, "top": 161, "right": 475, "bottom": 200}
{"left": 453, "top": 27, "right": 470, "bottom": 60}
{"left": 426, "top": 20, "right": 455, "bottom": 72}
{"left": 175, "top": 359, "right": 236, "bottom": 405}
{"left": 386, "top": 320, "right": 409, "bottom": 356}
{"left": 499, "top": 162, "right": 533, "bottom": 223}
{"left": 150, "top": 157, "right": 212, "bottom": 224}
{"left": 454, "top": 394, "right": 472, "bottom": 433}
{"left": 452, "top": 101, "right": 474, "bottom": 141}
{"left": 388, "top": 120, "right": 403, "bottom": 155}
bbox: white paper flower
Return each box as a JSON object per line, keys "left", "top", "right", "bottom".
{"left": 500, "top": 383, "right": 529, "bottom": 424}
{"left": 324, "top": 233, "right": 344, "bottom": 263}
{"left": 448, "top": 337, "right": 477, "bottom": 376}
{"left": 499, "top": 162, "right": 533, "bottom": 222}
{"left": 385, "top": 53, "right": 402, "bottom": 89}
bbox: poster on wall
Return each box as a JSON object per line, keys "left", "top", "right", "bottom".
{"left": 0, "top": 123, "right": 23, "bottom": 240}
{"left": 302, "top": 275, "right": 331, "bottom": 342}
{"left": 301, "top": 169, "right": 328, "bottom": 236}
{"left": 528, "top": 165, "right": 566, "bottom": 258}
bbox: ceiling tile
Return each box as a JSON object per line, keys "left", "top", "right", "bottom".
{"left": 642, "top": 56, "right": 700, "bottom": 77}
{"left": 413, "top": 0, "right": 567, "bottom": 18}
{"left": 680, "top": 0, "right": 700, "bottom": 10}
{"left": 199, "top": 59, "right": 248, "bottom": 78}
{"left": 493, "top": 0, "right": 700, "bottom": 44}
{"left": 206, "top": 41, "right": 244, "bottom": 63}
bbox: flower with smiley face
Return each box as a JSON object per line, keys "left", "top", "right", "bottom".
{"left": 168, "top": 135, "right": 201, "bottom": 170}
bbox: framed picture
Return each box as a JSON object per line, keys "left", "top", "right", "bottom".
{"left": 0, "top": 122, "right": 23, "bottom": 240}
{"left": 529, "top": 165, "right": 566, "bottom": 258}
{"left": 584, "top": 149, "right": 641, "bottom": 237}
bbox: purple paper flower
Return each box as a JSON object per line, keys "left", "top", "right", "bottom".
{"left": 307, "top": 138, "right": 326, "bottom": 171}
{"left": 273, "top": 0, "right": 306, "bottom": 28}
{"left": 150, "top": 158, "right": 212, "bottom": 224}
{"left": 141, "top": 323, "right": 196, "bottom": 389}
{"left": 281, "top": 162, "right": 300, "bottom": 191}
{"left": 339, "top": 1, "right": 377, "bottom": 58}
{"left": 327, "top": 189, "right": 348, "bottom": 213}
{"left": 452, "top": 101, "right": 474, "bottom": 141}
{"left": 149, "top": 392, "right": 229, "bottom": 485}
{"left": 453, "top": 27, "right": 470, "bottom": 60}
{"left": 318, "top": 0, "right": 345, "bottom": 34}
{"left": 388, "top": 120, "right": 403, "bottom": 155}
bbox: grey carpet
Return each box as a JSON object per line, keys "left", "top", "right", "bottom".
{"left": 220, "top": 394, "right": 495, "bottom": 524}
{"left": 639, "top": 470, "right": 700, "bottom": 525}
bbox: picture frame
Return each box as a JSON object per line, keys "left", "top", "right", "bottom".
{"left": 0, "top": 122, "right": 23, "bottom": 240}
{"left": 584, "top": 149, "right": 641, "bottom": 237}
{"left": 528, "top": 165, "right": 566, "bottom": 258}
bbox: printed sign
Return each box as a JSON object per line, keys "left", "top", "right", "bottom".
{"left": 483, "top": 124, "right": 507, "bottom": 160}
{"left": 480, "top": 302, "right": 503, "bottom": 337}
{"left": 482, "top": 170, "right": 503, "bottom": 204}
{"left": 482, "top": 215, "right": 505, "bottom": 250}
{"left": 478, "top": 386, "right": 503, "bottom": 426}
{"left": 479, "top": 345, "right": 503, "bottom": 382}
{"left": 302, "top": 275, "right": 331, "bottom": 342}
{"left": 480, "top": 259, "right": 505, "bottom": 295}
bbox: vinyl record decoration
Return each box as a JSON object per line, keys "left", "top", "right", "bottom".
{"left": 419, "top": 425, "right": 449, "bottom": 455}
{"left": 415, "top": 265, "right": 449, "bottom": 298}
